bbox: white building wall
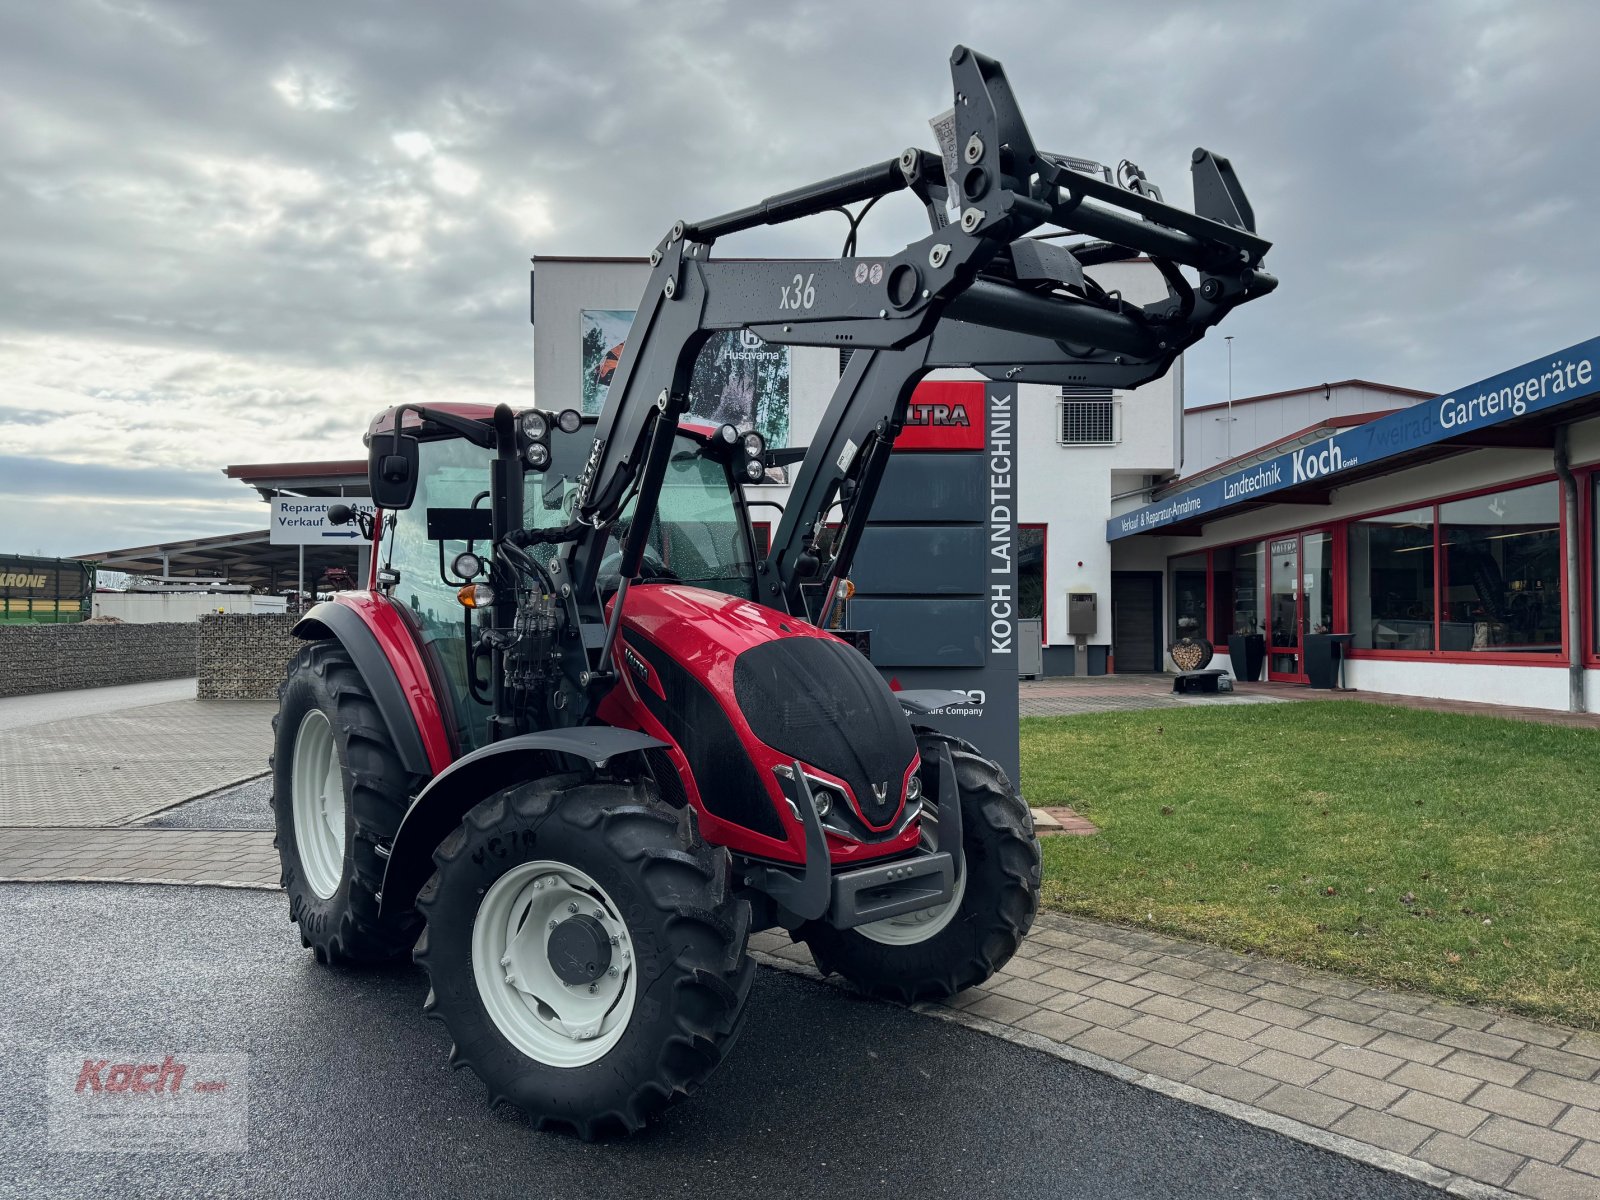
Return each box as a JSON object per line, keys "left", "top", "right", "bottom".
{"left": 1183, "top": 382, "right": 1431, "bottom": 472}
{"left": 93, "top": 592, "right": 287, "bottom": 623}
{"left": 534, "top": 257, "right": 1183, "bottom": 656}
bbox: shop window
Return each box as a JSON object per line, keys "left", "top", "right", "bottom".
{"left": 1439, "top": 481, "right": 1561, "bottom": 652}
{"left": 1211, "top": 541, "right": 1264, "bottom": 642}
{"left": 1019, "top": 526, "right": 1046, "bottom": 631}
{"left": 1169, "top": 552, "right": 1207, "bottom": 642}
{"left": 1349, "top": 507, "right": 1434, "bottom": 650}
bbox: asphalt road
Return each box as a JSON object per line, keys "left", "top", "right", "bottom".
{"left": 0, "top": 883, "right": 1435, "bottom": 1200}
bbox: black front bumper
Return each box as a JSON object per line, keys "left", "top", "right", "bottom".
{"left": 825, "top": 850, "right": 954, "bottom": 929}
{"left": 737, "top": 743, "right": 963, "bottom": 930}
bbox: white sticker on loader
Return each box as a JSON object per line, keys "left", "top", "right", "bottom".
{"left": 836, "top": 438, "right": 858, "bottom": 473}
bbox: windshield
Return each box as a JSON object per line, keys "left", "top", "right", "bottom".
{"left": 525, "top": 429, "right": 755, "bottom": 598}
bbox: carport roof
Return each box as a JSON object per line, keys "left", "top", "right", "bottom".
{"left": 72, "top": 529, "right": 363, "bottom": 591}
{"left": 1108, "top": 335, "right": 1600, "bottom": 539}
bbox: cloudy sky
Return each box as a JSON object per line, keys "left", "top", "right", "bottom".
{"left": 2, "top": 0, "right": 1597, "bottom": 556}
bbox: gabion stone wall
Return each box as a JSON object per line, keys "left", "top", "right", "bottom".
{"left": 197, "top": 613, "right": 301, "bottom": 700}
{"left": 0, "top": 622, "right": 198, "bottom": 698}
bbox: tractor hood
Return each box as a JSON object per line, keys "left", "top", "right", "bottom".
{"left": 602, "top": 584, "right": 919, "bottom": 863}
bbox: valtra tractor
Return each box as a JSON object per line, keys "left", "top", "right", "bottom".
{"left": 271, "top": 46, "right": 1275, "bottom": 1136}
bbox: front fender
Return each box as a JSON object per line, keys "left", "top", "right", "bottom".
{"left": 377, "top": 726, "right": 668, "bottom": 917}
{"left": 294, "top": 596, "right": 450, "bottom": 777}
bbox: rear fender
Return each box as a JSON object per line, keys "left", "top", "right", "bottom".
{"left": 293, "top": 595, "right": 451, "bottom": 777}
{"left": 377, "top": 726, "right": 668, "bottom": 917}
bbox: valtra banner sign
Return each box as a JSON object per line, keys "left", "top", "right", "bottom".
{"left": 897, "top": 380, "right": 985, "bottom": 451}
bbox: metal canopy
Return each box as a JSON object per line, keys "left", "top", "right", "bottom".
{"left": 74, "top": 529, "right": 365, "bottom": 592}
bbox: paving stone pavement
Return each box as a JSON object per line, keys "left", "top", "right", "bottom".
{"left": 0, "top": 827, "right": 278, "bottom": 888}
{"left": 0, "top": 697, "right": 275, "bottom": 826}
{"left": 751, "top": 915, "right": 1600, "bottom": 1200}
{"left": 1020, "top": 675, "right": 1294, "bottom": 716}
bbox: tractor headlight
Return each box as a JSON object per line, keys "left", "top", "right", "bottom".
{"left": 557, "top": 408, "right": 583, "bottom": 434}
{"left": 525, "top": 442, "right": 551, "bottom": 470}
{"left": 742, "top": 431, "right": 765, "bottom": 459}
{"left": 742, "top": 457, "right": 765, "bottom": 483}
{"left": 906, "top": 773, "right": 922, "bottom": 802}
{"left": 718, "top": 423, "right": 739, "bottom": 446}
{"left": 519, "top": 410, "right": 550, "bottom": 441}
{"left": 809, "top": 785, "right": 834, "bottom": 818}
{"left": 450, "top": 551, "right": 484, "bottom": 580}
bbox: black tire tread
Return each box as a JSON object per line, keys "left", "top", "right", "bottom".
{"left": 799, "top": 728, "right": 1040, "bottom": 1004}
{"left": 414, "top": 776, "right": 754, "bottom": 1139}
{"left": 271, "top": 640, "right": 422, "bottom": 964}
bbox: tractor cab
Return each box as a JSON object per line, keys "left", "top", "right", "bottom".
{"left": 364, "top": 403, "right": 767, "bottom": 752}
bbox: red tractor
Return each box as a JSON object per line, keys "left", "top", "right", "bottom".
{"left": 273, "top": 46, "right": 1274, "bottom": 1136}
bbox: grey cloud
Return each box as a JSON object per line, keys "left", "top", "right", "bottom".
{"left": 3, "top": 0, "right": 1599, "bottom": 557}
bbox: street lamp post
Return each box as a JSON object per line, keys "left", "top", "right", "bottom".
{"left": 1225, "top": 335, "right": 1235, "bottom": 459}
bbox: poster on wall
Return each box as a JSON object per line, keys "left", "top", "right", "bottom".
{"left": 580, "top": 310, "right": 791, "bottom": 479}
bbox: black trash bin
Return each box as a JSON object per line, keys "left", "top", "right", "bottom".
{"left": 1303, "top": 633, "right": 1353, "bottom": 689}
{"left": 1227, "top": 633, "right": 1266, "bottom": 683}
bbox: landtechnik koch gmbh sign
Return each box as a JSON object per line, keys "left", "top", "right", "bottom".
{"left": 1107, "top": 336, "right": 1599, "bottom": 539}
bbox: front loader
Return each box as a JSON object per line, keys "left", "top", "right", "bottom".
{"left": 270, "top": 45, "right": 1275, "bottom": 1137}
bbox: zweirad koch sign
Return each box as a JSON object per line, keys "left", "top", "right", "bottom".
{"left": 1109, "top": 335, "right": 1600, "bottom": 539}
{"left": 269, "top": 499, "right": 376, "bottom": 546}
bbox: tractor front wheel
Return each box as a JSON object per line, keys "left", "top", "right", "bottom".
{"left": 415, "top": 777, "right": 754, "bottom": 1138}
{"left": 271, "top": 641, "right": 422, "bottom": 964}
{"left": 795, "top": 730, "right": 1040, "bottom": 1002}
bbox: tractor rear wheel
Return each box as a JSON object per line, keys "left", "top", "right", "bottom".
{"left": 795, "top": 729, "right": 1040, "bottom": 1002}
{"left": 271, "top": 641, "right": 422, "bottom": 964}
{"left": 415, "top": 776, "right": 754, "bottom": 1139}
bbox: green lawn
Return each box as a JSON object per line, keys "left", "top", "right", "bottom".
{"left": 1021, "top": 702, "right": 1600, "bottom": 1027}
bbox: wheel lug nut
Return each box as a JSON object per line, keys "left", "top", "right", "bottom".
{"left": 622, "top": 950, "right": 630, "bottom": 960}
{"left": 567, "top": 903, "right": 578, "bottom": 914}
{"left": 609, "top": 935, "right": 619, "bottom": 946}
{"left": 588, "top": 983, "right": 597, "bottom": 993}
{"left": 608, "top": 966, "right": 619, "bottom": 978}
{"left": 548, "top": 919, "right": 557, "bottom": 930}
{"left": 500, "top": 955, "right": 512, "bottom": 967}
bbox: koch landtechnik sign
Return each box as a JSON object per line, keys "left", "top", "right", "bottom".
{"left": 1107, "top": 335, "right": 1600, "bottom": 540}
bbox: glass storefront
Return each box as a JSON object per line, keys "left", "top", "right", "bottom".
{"left": 1167, "top": 475, "right": 1579, "bottom": 680}
{"left": 1349, "top": 506, "right": 1434, "bottom": 650}
{"left": 1169, "top": 552, "right": 1207, "bottom": 641}
{"left": 1439, "top": 482, "right": 1561, "bottom": 652}
{"left": 1211, "top": 541, "right": 1265, "bottom": 641}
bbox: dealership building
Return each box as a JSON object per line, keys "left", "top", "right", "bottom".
{"left": 534, "top": 258, "right": 1600, "bottom": 713}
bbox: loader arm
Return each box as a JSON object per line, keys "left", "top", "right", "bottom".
{"left": 559, "top": 43, "right": 1276, "bottom": 685}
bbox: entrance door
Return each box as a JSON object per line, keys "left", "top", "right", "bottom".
{"left": 1111, "top": 572, "right": 1161, "bottom": 673}
{"left": 1267, "top": 530, "right": 1334, "bottom": 682}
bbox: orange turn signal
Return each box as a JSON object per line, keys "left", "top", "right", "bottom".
{"left": 457, "top": 583, "right": 495, "bottom": 609}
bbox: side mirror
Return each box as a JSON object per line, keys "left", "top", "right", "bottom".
{"left": 369, "top": 433, "right": 420, "bottom": 510}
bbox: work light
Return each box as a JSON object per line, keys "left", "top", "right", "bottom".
{"left": 718, "top": 423, "right": 739, "bottom": 445}
{"left": 557, "top": 408, "right": 583, "bottom": 434}
{"left": 742, "top": 457, "right": 764, "bottom": 482}
{"left": 742, "top": 431, "right": 765, "bottom": 459}
{"left": 525, "top": 442, "right": 551, "bottom": 470}
{"left": 519, "top": 410, "right": 550, "bottom": 441}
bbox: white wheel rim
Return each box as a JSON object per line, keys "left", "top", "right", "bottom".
{"left": 291, "top": 708, "right": 346, "bottom": 900}
{"left": 857, "top": 796, "right": 967, "bottom": 946}
{"left": 472, "top": 861, "right": 638, "bottom": 1069}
